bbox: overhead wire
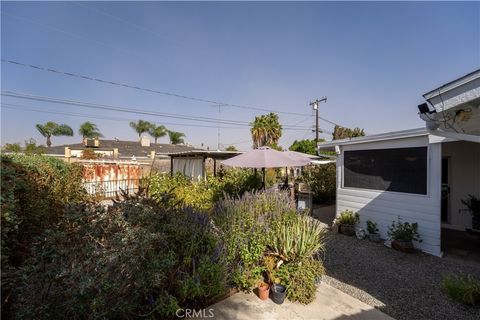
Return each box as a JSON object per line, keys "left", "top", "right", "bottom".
{"left": 1, "top": 90, "right": 316, "bottom": 130}
{"left": 2, "top": 59, "right": 343, "bottom": 124}
{"left": 0, "top": 103, "right": 246, "bottom": 130}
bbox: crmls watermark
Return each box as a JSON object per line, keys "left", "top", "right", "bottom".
{"left": 176, "top": 308, "right": 215, "bottom": 318}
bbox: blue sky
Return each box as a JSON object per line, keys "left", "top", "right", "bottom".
{"left": 1, "top": 1, "right": 479, "bottom": 150}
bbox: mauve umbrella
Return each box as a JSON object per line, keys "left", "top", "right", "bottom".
{"left": 282, "top": 150, "right": 314, "bottom": 164}
{"left": 221, "top": 147, "right": 310, "bottom": 187}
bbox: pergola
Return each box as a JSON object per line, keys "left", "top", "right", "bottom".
{"left": 167, "top": 150, "right": 242, "bottom": 180}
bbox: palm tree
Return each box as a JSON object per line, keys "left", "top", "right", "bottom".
{"left": 148, "top": 124, "right": 167, "bottom": 144}
{"left": 78, "top": 122, "right": 103, "bottom": 140}
{"left": 250, "top": 112, "right": 282, "bottom": 148}
{"left": 168, "top": 131, "right": 185, "bottom": 144}
{"left": 35, "top": 121, "right": 73, "bottom": 147}
{"left": 129, "top": 120, "right": 152, "bottom": 139}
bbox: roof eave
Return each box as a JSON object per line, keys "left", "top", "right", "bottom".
{"left": 423, "top": 69, "right": 480, "bottom": 100}
{"left": 317, "top": 128, "right": 428, "bottom": 149}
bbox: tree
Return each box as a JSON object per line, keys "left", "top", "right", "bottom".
{"left": 332, "top": 125, "right": 365, "bottom": 140}
{"left": 148, "top": 124, "right": 168, "bottom": 144}
{"left": 168, "top": 131, "right": 185, "bottom": 144}
{"left": 78, "top": 122, "right": 103, "bottom": 139}
{"left": 225, "top": 145, "right": 237, "bottom": 151}
{"left": 35, "top": 122, "right": 73, "bottom": 147}
{"left": 24, "top": 138, "right": 46, "bottom": 155}
{"left": 129, "top": 120, "right": 152, "bottom": 139}
{"left": 289, "top": 139, "right": 324, "bottom": 155}
{"left": 250, "top": 112, "right": 282, "bottom": 149}
{"left": 2, "top": 142, "right": 21, "bottom": 153}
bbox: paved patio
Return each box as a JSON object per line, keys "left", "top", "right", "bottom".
{"left": 208, "top": 282, "right": 393, "bottom": 320}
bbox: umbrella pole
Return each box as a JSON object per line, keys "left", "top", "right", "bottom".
{"left": 262, "top": 167, "right": 266, "bottom": 190}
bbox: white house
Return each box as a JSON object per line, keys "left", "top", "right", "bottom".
{"left": 318, "top": 70, "right": 480, "bottom": 257}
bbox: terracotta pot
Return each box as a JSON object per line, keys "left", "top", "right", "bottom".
{"left": 392, "top": 239, "right": 414, "bottom": 253}
{"left": 258, "top": 282, "right": 270, "bottom": 301}
{"left": 340, "top": 224, "right": 355, "bottom": 236}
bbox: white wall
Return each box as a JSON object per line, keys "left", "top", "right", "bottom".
{"left": 442, "top": 141, "right": 480, "bottom": 230}
{"left": 335, "top": 135, "right": 442, "bottom": 256}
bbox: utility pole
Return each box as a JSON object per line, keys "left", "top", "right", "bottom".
{"left": 211, "top": 104, "right": 226, "bottom": 151}
{"left": 310, "top": 97, "right": 327, "bottom": 142}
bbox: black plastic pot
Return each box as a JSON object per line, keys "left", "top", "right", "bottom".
{"left": 368, "top": 233, "right": 381, "bottom": 243}
{"left": 271, "top": 283, "right": 286, "bottom": 304}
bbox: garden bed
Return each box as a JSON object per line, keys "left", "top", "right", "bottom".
{"left": 323, "top": 231, "right": 480, "bottom": 320}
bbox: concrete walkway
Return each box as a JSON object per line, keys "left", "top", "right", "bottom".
{"left": 208, "top": 282, "right": 394, "bottom": 320}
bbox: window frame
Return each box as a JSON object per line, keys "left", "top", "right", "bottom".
{"left": 340, "top": 145, "right": 430, "bottom": 197}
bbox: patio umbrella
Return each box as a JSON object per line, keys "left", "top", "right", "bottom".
{"left": 282, "top": 150, "right": 314, "bottom": 164}
{"left": 221, "top": 147, "right": 310, "bottom": 187}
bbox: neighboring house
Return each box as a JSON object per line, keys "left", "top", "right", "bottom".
{"left": 318, "top": 70, "right": 480, "bottom": 257}
{"left": 47, "top": 137, "right": 196, "bottom": 160}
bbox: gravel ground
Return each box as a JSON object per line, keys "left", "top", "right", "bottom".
{"left": 322, "top": 231, "right": 480, "bottom": 320}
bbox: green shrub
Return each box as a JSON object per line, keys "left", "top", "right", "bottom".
{"left": 300, "top": 163, "right": 336, "bottom": 203}
{"left": 12, "top": 198, "right": 227, "bottom": 319}
{"left": 387, "top": 217, "right": 422, "bottom": 242}
{"left": 148, "top": 173, "right": 215, "bottom": 211}
{"left": 334, "top": 210, "right": 359, "bottom": 225}
{"left": 366, "top": 219, "right": 379, "bottom": 234}
{"left": 279, "top": 258, "right": 325, "bottom": 304}
{"left": 210, "top": 168, "right": 262, "bottom": 201}
{"left": 147, "top": 169, "right": 262, "bottom": 211}
{"left": 1, "top": 155, "right": 88, "bottom": 317}
{"left": 443, "top": 274, "right": 480, "bottom": 306}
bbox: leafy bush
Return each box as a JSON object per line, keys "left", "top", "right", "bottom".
{"left": 147, "top": 169, "right": 262, "bottom": 211}
{"left": 387, "top": 217, "right": 422, "bottom": 242}
{"left": 300, "top": 163, "right": 336, "bottom": 203}
{"left": 443, "top": 274, "right": 480, "bottom": 306}
{"left": 334, "top": 210, "right": 359, "bottom": 225}
{"left": 148, "top": 173, "right": 215, "bottom": 211}
{"left": 209, "top": 168, "right": 262, "bottom": 201}
{"left": 278, "top": 258, "right": 325, "bottom": 304}
{"left": 11, "top": 197, "right": 227, "bottom": 319}
{"left": 366, "top": 219, "right": 379, "bottom": 234}
{"left": 1, "top": 155, "right": 89, "bottom": 318}
{"left": 1, "top": 155, "right": 87, "bottom": 265}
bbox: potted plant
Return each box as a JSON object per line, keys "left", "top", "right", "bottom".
{"left": 334, "top": 210, "right": 359, "bottom": 236}
{"left": 257, "top": 281, "right": 270, "bottom": 301}
{"left": 264, "top": 256, "right": 287, "bottom": 304}
{"left": 387, "top": 217, "right": 422, "bottom": 253}
{"left": 366, "top": 219, "right": 381, "bottom": 242}
{"left": 271, "top": 283, "right": 287, "bottom": 304}
{"left": 461, "top": 194, "right": 480, "bottom": 231}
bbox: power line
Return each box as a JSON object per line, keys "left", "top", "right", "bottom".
{"left": 0, "top": 103, "right": 247, "bottom": 130}
{"left": 2, "top": 59, "right": 342, "bottom": 123}
{"left": 1, "top": 91, "right": 315, "bottom": 131}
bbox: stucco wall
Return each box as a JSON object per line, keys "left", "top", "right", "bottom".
{"left": 335, "top": 135, "right": 442, "bottom": 256}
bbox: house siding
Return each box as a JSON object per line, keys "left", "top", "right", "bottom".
{"left": 336, "top": 135, "right": 442, "bottom": 257}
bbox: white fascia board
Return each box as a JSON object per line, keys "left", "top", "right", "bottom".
{"left": 427, "top": 128, "right": 480, "bottom": 144}
{"left": 423, "top": 69, "right": 480, "bottom": 100}
{"left": 317, "top": 128, "right": 428, "bottom": 149}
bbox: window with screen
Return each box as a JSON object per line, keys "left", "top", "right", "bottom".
{"left": 344, "top": 147, "right": 428, "bottom": 194}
